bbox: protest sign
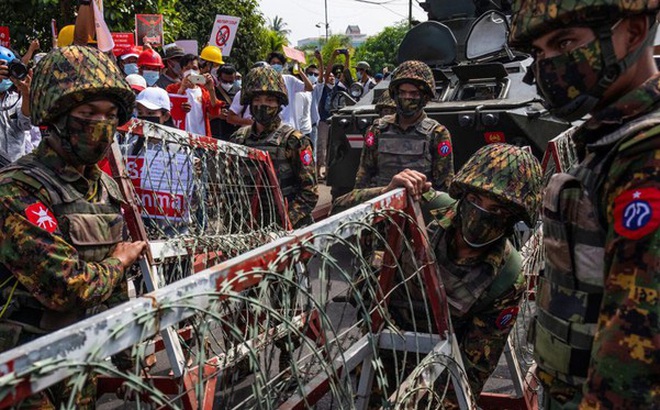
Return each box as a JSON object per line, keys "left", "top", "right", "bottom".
{"left": 283, "top": 46, "right": 306, "bottom": 64}
{"left": 111, "top": 32, "right": 135, "bottom": 56}
{"left": 175, "top": 40, "right": 198, "bottom": 56}
{"left": 208, "top": 15, "right": 240, "bottom": 56}
{"left": 169, "top": 94, "right": 188, "bottom": 131}
{"left": 0, "top": 27, "right": 9, "bottom": 48}
{"left": 135, "top": 14, "right": 164, "bottom": 46}
{"left": 125, "top": 150, "right": 192, "bottom": 220}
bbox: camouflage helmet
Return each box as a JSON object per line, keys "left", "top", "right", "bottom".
{"left": 448, "top": 143, "right": 543, "bottom": 227}
{"left": 375, "top": 90, "right": 396, "bottom": 111}
{"left": 510, "top": 0, "right": 660, "bottom": 49}
{"left": 240, "top": 66, "right": 288, "bottom": 106}
{"left": 388, "top": 60, "right": 435, "bottom": 99}
{"left": 30, "top": 46, "right": 135, "bottom": 126}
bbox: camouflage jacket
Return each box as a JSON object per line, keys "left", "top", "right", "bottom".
{"left": 549, "top": 74, "right": 659, "bottom": 409}
{"left": 231, "top": 119, "right": 318, "bottom": 228}
{"left": 353, "top": 112, "right": 454, "bottom": 191}
{"left": 0, "top": 142, "right": 125, "bottom": 338}
{"left": 334, "top": 188, "right": 525, "bottom": 396}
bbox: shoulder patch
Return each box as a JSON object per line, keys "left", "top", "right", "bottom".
{"left": 365, "top": 130, "right": 376, "bottom": 147}
{"left": 495, "top": 306, "right": 519, "bottom": 330}
{"left": 300, "top": 148, "right": 313, "bottom": 166}
{"left": 25, "top": 202, "right": 58, "bottom": 233}
{"left": 437, "top": 141, "right": 452, "bottom": 157}
{"left": 613, "top": 187, "right": 660, "bottom": 240}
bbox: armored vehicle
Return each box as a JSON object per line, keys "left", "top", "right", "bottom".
{"left": 325, "top": 0, "right": 571, "bottom": 198}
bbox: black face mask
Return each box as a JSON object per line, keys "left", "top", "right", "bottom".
{"left": 139, "top": 115, "right": 162, "bottom": 124}
{"left": 395, "top": 96, "right": 425, "bottom": 118}
{"left": 251, "top": 104, "right": 280, "bottom": 125}
{"left": 458, "top": 198, "right": 511, "bottom": 248}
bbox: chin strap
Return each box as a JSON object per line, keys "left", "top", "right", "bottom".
{"left": 560, "top": 19, "right": 660, "bottom": 121}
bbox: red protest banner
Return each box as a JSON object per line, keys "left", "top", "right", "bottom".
{"left": 111, "top": 32, "right": 135, "bottom": 56}
{"left": 135, "top": 14, "right": 163, "bottom": 46}
{"left": 169, "top": 94, "right": 188, "bottom": 131}
{"left": 0, "top": 27, "right": 10, "bottom": 48}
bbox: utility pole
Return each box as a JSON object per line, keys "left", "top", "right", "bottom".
{"left": 324, "top": 0, "right": 329, "bottom": 41}
{"left": 408, "top": 0, "right": 413, "bottom": 28}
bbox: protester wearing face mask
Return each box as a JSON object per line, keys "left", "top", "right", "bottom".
{"left": 353, "top": 60, "right": 454, "bottom": 195}
{"left": 333, "top": 144, "right": 543, "bottom": 406}
{"left": 166, "top": 54, "right": 221, "bottom": 137}
{"left": 155, "top": 44, "right": 184, "bottom": 90}
{"left": 136, "top": 87, "right": 174, "bottom": 127}
{"left": 0, "top": 46, "right": 33, "bottom": 167}
{"left": 211, "top": 64, "right": 241, "bottom": 140}
{"left": 0, "top": 46, "right": 147, "bottom": 406}
{"left": 137, "top": 46, "right": 164, "bottom": 87}
{"left": 266, "top": 52, "right": 313, "bottom": 128}
{"left": 117, "top": 46, "right": 141, "bottom": 77}
{"left": 305, "top": 57, "right": 327, "bottom": 165}
{"left": 354, "top": 61, "right": 377, "bottom": 91}
{"left": 199, "top": 45, "right": 224, "bottom": 85}
{"left": 230, "top": 65, "right": 318, "bottom": 229}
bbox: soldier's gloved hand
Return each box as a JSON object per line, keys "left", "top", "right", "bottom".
{"left": 112, "top": 241, "right": 148, "bottom": 271}
{"left": 382, "top": 169, "right": 431, "bottom": 201}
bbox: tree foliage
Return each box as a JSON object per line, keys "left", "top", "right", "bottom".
{"left": 269, "top": 16, "right": 290, "bottom": 38}
{"left": 353, "top": 21, "right": 408, "bottom": 74}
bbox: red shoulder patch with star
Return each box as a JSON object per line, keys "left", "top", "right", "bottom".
{"left": 613, "top": 187, "right": 660, "bottom": 240}
{"left": 25, "top": 202, "right": 58, "bottom": 233}
{"left": 300, "top": 148, "right": 313, "bottom": 166}
{"left": 365, "top": 131, "right": 375, "bottom": 147}
{"left": 437, "top": 141, "right": 452, "bottom": 157}
{"left": 495, "top": 306, "right": 519, "bottom": 330}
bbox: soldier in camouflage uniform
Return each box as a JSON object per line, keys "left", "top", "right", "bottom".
{"left": 510, "top": 1, "right": 660, "bottom": 408}
{"left": 0, "top": 46, "right": 147, "bottom": 408}
{"left": 354, "top": 60, "right": 454, "bottom": 191}
{"left": 231, "top": 65, "right": 318, "bottom": 229}
{"left": 334, "top": 144, "right": 543, "bottom": 403}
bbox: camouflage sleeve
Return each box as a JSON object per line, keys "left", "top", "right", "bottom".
{"left": 286, "top": 133, "right": 319, "bottom": 228}
{"left": 581, "top": 136, "right": 660, "bottom": 408}
{"left": 458, "top": 256, "right": 525, "bottom": 396}
{"left": 0, "top": 183, "right": 125, "bottom": 312}
{"left": 354, "top": 124, "right": 379, "bottom": 189}
{"left": 331, "top": 187, "right": 385, "bottom": 214}
{"left": 430, "top": 125, "right": 454, "bottom": 191}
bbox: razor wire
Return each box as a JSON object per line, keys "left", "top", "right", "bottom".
{"left": 0, "top": 189, "right": 480, "bottom": 410}
{"left": 112, "top": 120, "right": 292, "bottom": 290}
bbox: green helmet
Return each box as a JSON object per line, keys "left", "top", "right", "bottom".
{"left": 30, "top": 46, "right": 135, "bottom": 126}
{"left": 388, "top": 60, "right": 435, "bottom": 100}
{"left": 448, "top": 143, "right": 543, "bottom": 227}
{"left": 510, "top": 0, "right": 660, "bottom": 49}
{"left": 375, "top": 90, "right": 396, "bottom": 111}
{"left": 240, "top": 66, "right": 288, "bottom": 106}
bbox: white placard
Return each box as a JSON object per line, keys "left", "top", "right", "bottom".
{"left": 208, "top": 15, "right": 241, "bottom": 56}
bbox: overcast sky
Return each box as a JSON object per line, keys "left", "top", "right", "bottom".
{"left": 257, "top": 0, "right": 428, "bottom": 44}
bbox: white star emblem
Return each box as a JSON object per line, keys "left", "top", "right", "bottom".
{"left": 633, "top": 191, "right": 641, "bottom": 199}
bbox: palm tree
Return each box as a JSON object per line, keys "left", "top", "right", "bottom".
{"left": 269, "top": 16, "right": 291, "bottom": 38}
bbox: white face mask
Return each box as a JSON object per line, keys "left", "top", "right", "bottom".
{"left": 220, "top": 82, "right": 233, "bottom": 91}
{"left": 142, "top": 70, "right": 160, "bottom": 86}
